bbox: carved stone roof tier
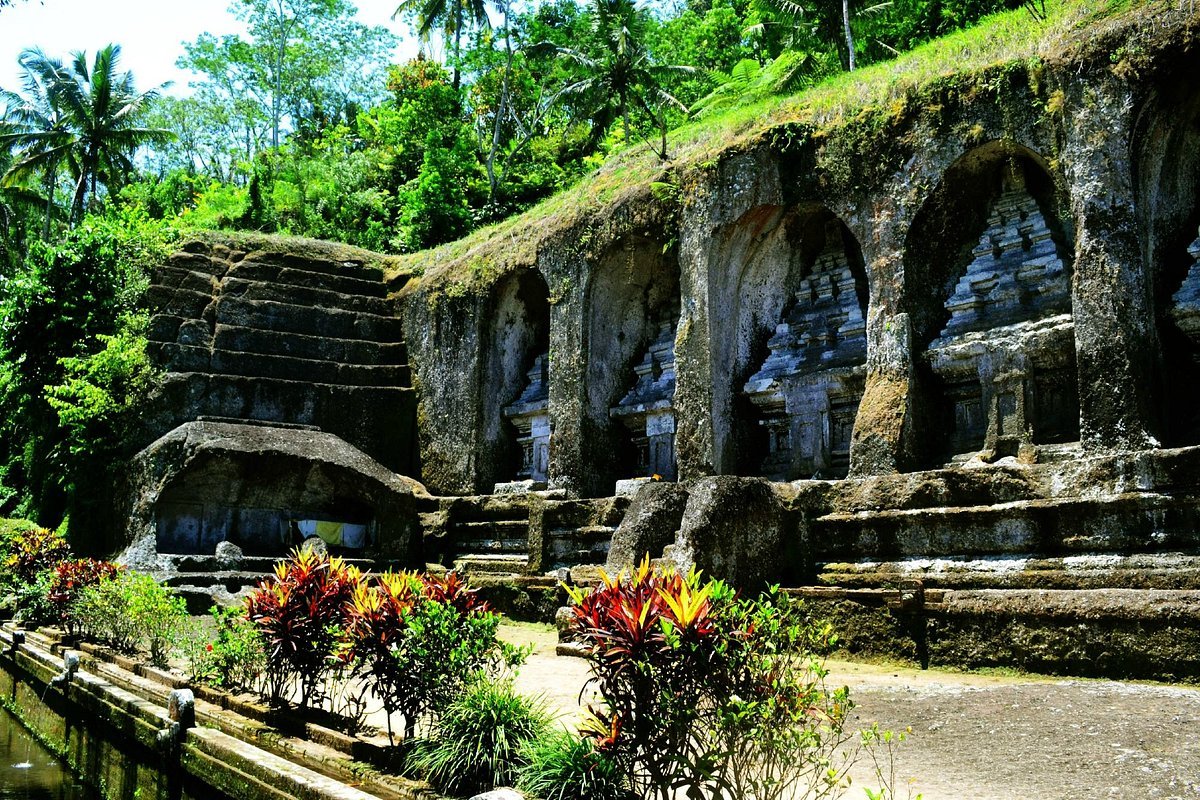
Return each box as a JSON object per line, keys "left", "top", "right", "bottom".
{"left": 611, "top": 320, "right": 677, "bottom": 419}
{"left": 933, "top": 166, "right": 1070, "bottom": 345}
{"left": 743, "top": 242, "right": 867, "bottom": 396}
{"left": 504, "top": 352, "right": 550, "bottom": 421}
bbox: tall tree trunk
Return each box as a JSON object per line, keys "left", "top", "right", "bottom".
{"left": 452, "top": 0, "right": 464, "bottom": 90}
{"left": 273, "top": 35, "right": 285, "bottom": 148}
{"left": 843, "top": 0, "right": 856, "bottom": 71}
{"left": 41, "top": 163, "right": 56, "bottom": 240}
{"left": 486, "top": 0, "right": 514, "bottom": 205}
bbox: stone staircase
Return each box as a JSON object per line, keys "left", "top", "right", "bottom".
{"left": 540, "top": 496, "right": 629, "bottom": 574}
{"left": 418, "top": 495, "right": 534, "bottom": 577}
{"left": 416, "top": 492, "right": 631, "bottom": 581}
{"left": 144, "top": 243, "right": 415, "bottom": 473}
{"left": 160, "top": 552, "right": 383, "bottom": 614}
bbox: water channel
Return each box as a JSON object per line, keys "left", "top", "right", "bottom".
{"left": 0, "top": 705, "right": 96, "bottom": 799}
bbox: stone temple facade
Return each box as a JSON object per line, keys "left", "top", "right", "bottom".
{"left": 124, "top": 8, "right": 1200, "bottom": 678}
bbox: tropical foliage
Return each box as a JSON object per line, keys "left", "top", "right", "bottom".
{"left": 561, "top": 558, "right": 874, "bottom": 800}
{"left": 245, "top": 546, "right": 364, "bottom": 706}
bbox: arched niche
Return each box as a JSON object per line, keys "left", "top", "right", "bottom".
{"left": 905, "top": 142, "right": 1078, "bottom": 466}
{"left": 727, "top": 206, "right": 868, "bottom": 479}
{"left": 481, "top": 269, "right": 550, "bottom": 490}
{"left": 1134, "top": 76, "right": 1200, "bottom": 445}
{"left": 588, "top": 235, "right": 681, "bottom": 490}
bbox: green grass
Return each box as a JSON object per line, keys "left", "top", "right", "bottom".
{"left": 391, "top": 0, "right": 1168, "bottom": 292}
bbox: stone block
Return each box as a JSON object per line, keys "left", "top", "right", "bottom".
{"left": 606, "top": 481, "right": 689, "bottom": 572}
{"left": 664, "top": 476, "right": 784, "bottom": 588}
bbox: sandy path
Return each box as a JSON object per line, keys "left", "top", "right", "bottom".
{"left": 502, "top": 623, "right": 1200, "bottom": 800}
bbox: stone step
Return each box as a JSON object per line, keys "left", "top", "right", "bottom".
{"left": 811, "top": 492, "right": 1200, "bottom": 562}
{"left": 148, "top": 313, "right": 195, "bottom": 344}
{"left": 148, "top": 343, "right": 411, "bottom": 387}
{"left": 547, "top": 526, "right": 613, "bottom": 570}
{"left": 219, "top": 276, "right": 394, "bottom": 317}
{"left": 214, "top": 296, "right": 405, "bottom": 341}
{"left": 453, "top": 554, "right": 529, "bottom": 575}
{"left": 165, "top": 570, "right": 273, "bottom": 591}
{"left": 813, "top": 552, "right": 1200, "bottom": 592}
{"left": 454, "top": 519, "right": 529, "bottom": 536}
{"left": 439, "top": 496, "right": 533, "bottom": 524}
{"left": 559, "top": 524, "right": 616, "bottom": 540}
{"left": 212, "top": 324, "right": 408, "bottom": 366}
{"left": 228, "top": 261, "right": 389, "bottom": 299}
{"left": 241, "top": 251, "right": 384, "bottom": 284}
{"left": 147, "top": 285, "right": 213, "bottom": 319}
{"left": 163, "top": 250, "right": 228, "bottom": 278}
{"left": 455, "top": 534, "right": 529, "bottom": 555}
{"left": 159, "top": 371, "right": 413, "bottom": 430}
{"left": 160, "top": 553, "right": 377, "bottom": 572}
{"left": 154, "top": 265, "right": 219, "bottom": 294}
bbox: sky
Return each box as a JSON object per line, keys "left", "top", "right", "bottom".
{"left": 0, "top": 0, "right": 422, "bottom": 96}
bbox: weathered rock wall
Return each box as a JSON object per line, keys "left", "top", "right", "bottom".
{"left": 399, "top": 8, "right": 1200, "bottom": 496}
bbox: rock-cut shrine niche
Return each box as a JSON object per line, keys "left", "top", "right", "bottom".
{"left": 482, "top": 269, "right": 550, "bottom": 491}
{"left": 587, "top": 235, "right": 680, "bottom": 493}
{"left": 741, "top": 216, "right": 868, "bottom": 480}
{"left": 610, "top": 305, "right": 680, "bottom": 480}
{"left": 915, "top": 151, "right": 1078, "bottom": 463}
{"left": 1135, "top": 75, "right": 1200, "bottom": 445}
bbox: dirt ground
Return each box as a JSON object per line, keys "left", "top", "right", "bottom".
{"left": 501, "top": 623, "right": 1200, "bottom": 800}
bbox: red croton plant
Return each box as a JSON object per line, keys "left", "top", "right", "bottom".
{"left": 245, "top": 548, "right": 512, "bottom": 739}
{"left": 245, "top": 547, "right": 364, "bottom": 706}
{"left": 342, "top": 569, "right": 507, "bottom": 741}
{"left": 565, "top": 557, "right": 856, "bottom": 800}
{"left": 48, "top": 557, "right": 121, "bottom": 635}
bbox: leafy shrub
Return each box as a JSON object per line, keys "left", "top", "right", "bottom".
{"left": 46, "top": 313, "right": 156, "bottom": 469}
{"left": 0, "top": 518, "right": 39, "bottom": 556}
{"left": 13, "top": 571, "right": 55, "bottom": 626}
{"left": 47, "top": 558, "right": 120, "bottom": 635}
{"left": 410, "top": 678, "right": 550, "bottom": 796}
{"left": 75, "top": 572, "right": 190, "bottom": 665}
{"left": 517, "top": 727, "right": 630, "bottom": 800}
{"left": 565, "top": 558, "right": 860, "bottom": 800}
{"left": 185, "top": 604, "right": 268, "bottom": 692}
{"left": 3, "top": 526, "right": 70, "bottom": 587}
{"left": 0, "top": 207, "right": 175, "bottom": 532}
{"left": 343, "top": 570, "right": 525, "bottom": 741}
{"left": 126, "top": 573, "right": 191, "bottom": 667}
{"left": 245, "top": 548, "right": 363, "bottom": 707}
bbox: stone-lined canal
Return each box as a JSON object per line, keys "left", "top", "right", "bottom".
{"left": 0, "top": 705, "right": 96, "bottom": 799}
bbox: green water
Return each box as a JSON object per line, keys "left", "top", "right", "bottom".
{"left": 0, "top": 706, "right": 97, "bottom": 799}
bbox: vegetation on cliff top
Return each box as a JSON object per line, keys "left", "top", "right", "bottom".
{"left": 394, "top": 0, "right": 1169, "bottom": 290}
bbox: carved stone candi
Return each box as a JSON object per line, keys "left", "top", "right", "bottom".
{"left": 611, "top": 320, "right": 678, "bottom": 480}
{"left": 503, "top": 353, "right": 551, "bottom": 484}
{"left": 1168, "top": 225, "right": 1200, "bottom": 340}
{"left": 925, "top": 161, "right": 1077, "bottom": 460}
{"left": 743, "top": 221, "right": 868, "bottom": 480}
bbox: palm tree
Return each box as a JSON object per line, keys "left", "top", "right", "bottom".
{"left": 0, "top": 45, "right": 172, "bottom": 227}
{"left": 751, "top": 0, "right": 875, "bottom": 71}
{"left": 554, "top": 0, "right": 692, "bottom": 159}
{"left": 0, "top": 51, "right": 74, "bottom": 238}
{"left": 394, "top": 0, "right": 490, "bottom": 89}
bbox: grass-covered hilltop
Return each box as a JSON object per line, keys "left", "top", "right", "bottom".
{"left": 396, "top": 0, "right": 1189, "bottom": 292}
